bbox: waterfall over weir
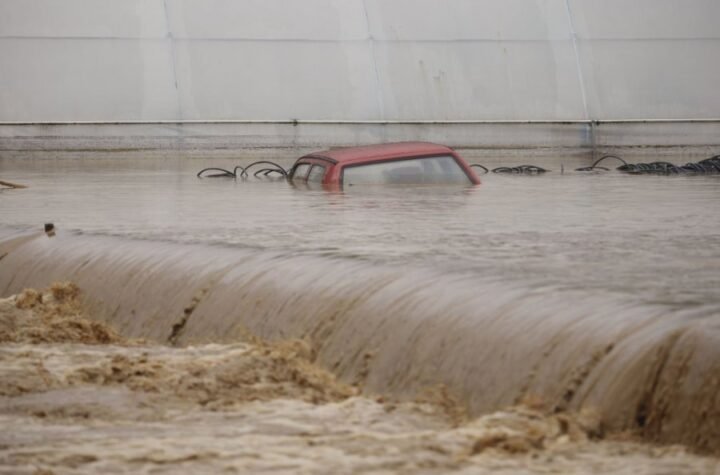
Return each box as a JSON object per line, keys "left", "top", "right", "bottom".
{"left": 0, "top": 229, "right": 718, "bottom": 453}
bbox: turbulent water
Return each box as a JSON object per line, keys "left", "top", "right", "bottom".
{"left": 1, "top": 154, "right": 720, "bottom": 472}
{"left": 0, "top": 284, "right": 718, "bottom": 474}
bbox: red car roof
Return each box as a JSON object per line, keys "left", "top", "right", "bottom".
{"left": 303, "top": 142, "right": 455, "bottom": 165}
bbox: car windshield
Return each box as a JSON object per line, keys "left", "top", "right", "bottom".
{"left": 343, "top": 155, "right": 472, "bottom": 186}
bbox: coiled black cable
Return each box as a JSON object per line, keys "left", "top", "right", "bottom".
{"left": 197, "top": 161, "right": 288, "bottom": 179}
{"left": 615, "top": 156, "right": 720, "bottom": 175}
{"left": 253, "top": 168, "right": 287, "bottom": 178}
{"left": 575, "top": 155, "right": 628, "bottom": 172}
{"left": 469, "top": 164, "right": 489, "bottom": 174}
{"left": 469, "top": 153, "right": 720, "bottom": 176}
{"left": 491, "top": 165, "right": 549, "bottom": 174}
{"left": 468, "top": 163, "right": 549, "bottom": 174}
{"left": 240, "top": 161, "right": 288, "bottom": 178}
{"left": 196, "top": 167, "right": 236, "bottom": 178}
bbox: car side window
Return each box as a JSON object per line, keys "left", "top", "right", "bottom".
{"left": 307, "top": 164, "right": 326, "bottom": 183}
{"left": 292, "top": 163, "right": 311, "bottom": 181}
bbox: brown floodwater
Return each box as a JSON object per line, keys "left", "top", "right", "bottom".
{"left": 1, "top": 154, "right": 719, "bottom": 471}
{"left": 1, "top": 155, "right": 720, "bottom": 305}
{"left": 0, "top": 284, "right": 718, "bottom": 474}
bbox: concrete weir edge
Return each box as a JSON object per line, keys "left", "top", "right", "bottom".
{"left": 0, "top": 229, "right": 718, "bottom": 454}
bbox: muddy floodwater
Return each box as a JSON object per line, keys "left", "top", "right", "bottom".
{"left": 0, "top": 283, "right": 717, "bottom": 474}
{"left": 1, "top": 156, "right": 719, "bottom": 305}
{"left": 1, "top": 154, "right": 720, "bottom": 473}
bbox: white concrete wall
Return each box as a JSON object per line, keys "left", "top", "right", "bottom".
{"left": 571, "top": 0, "right": 720, "bottom": 119}
{"left": 0, "top": 0, "right": 718, "bottom": 121}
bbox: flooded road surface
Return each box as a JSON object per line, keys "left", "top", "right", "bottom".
{"left": 1, "top": 284, "right": 718, "bottom": 475}
{"left": 1, "top": 154, "right": 720, "bottom": 470}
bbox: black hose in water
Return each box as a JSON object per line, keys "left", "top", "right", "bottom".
{"left": 240, "top": 161, "right": 288, "bottom": 178}
{"left": 575, "top": 154, "right": 720, "bottom": 175}
{"left": 197, "top": 161, "right": 288, "bottom": 179}
{"left": 196, "top": 167, "right": 236, "bottom": 178}
{"left": 253, "top": 168, "right": 287, "bottom": 178}
{"left": 469, "top": 164, "right": 489, "bottom": 174}
{"left": 491, "top": 165, "right": 549, "bottom": 174}
{"left": 575, "top": 155, "right": 628, "bottom": 172}
{"left": 468, "top": 163, "right": 549, "bottom": 174}
{"left": 616, "top": 156, "right": 720, "bottom": 175}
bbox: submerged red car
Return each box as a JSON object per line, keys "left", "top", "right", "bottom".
{"left": 289, "top": 142, "right": 481, "bottom": 187}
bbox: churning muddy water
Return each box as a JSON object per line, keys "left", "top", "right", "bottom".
{"left": 0, "top": 283, "right": 718, "bottom": 474}
{"left": 1, "top": 154, "right": 720, "bottom": 472}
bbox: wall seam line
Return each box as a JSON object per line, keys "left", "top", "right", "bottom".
{"left": 563, "top": 0, "right": 590, "bottom": 121}
{"left": 162, "top": 0, "right": 182, "bottom": 120}
{"left": 361, "top": 0, "right": 385, "bottom": 120}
